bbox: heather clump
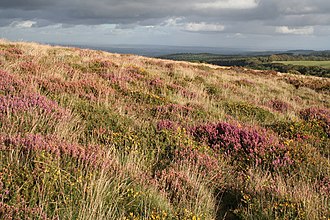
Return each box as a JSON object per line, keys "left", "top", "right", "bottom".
{"left": 0, "top": 201, "right": 48, "bottom": 220}
{"left": 155, "top": 146, "right": 222, "bottom": 219}
{"left": 152, "top": 103, "right": 193, "bottom": 121}
{"left": 125, "top": 65, "right": 148, "bottom": 78}
{"left": 0, "top": 93, "right": 79, "bottom": 137}
{"left": 300, "top": 107, "right": 330, "bottom": 137}
{"left": 0, "top": 46, "right": 23, "bottom": 61}
{"left": 268, "top": 99, "right": 291, "bottom": 113}
{"left": 149, "top": 78, "right": 165, "bottom": 87}
{"left": 168, "top": 83, "right": 197, "bottom": 99}
{"left": 20, "top": 60, "right": 42, "bottom": 75}
{"left": 156, "top": 167, "right": 199, "bottom": 205}
{"left": 173, "top": 146, "right": 223, "bottom": 183}
{"left": 156, "top": 119, "right": 179, "bottom": 131}
{"left": 0, "top": 93, "right": 69, "bottom": 119}
{"left": 190, "top": 121, "right": 291, "bottom": 168}
{"left": 148, "top": 78, "right": 165, "bottom": 95}
{"left": 36, "top": 75, "right": 112, "bottom": 102}
{"left": 88, "top": 59, "right": 119, "bottom": 72}
{"left": 0, "top": 70, "right": 27, "bottom": 95}
{"left": 0, "top": 133, "right": 109, "bottom": 218}
{"left": 0, "top": 134, "right": 110, "bottom": 168}
{"left": 100, "top": 72, "right": 132, "bottom": 85}
{"left": 100, "top": 66, "right": 146, "bottom": 88}
{"left": 318, "top": 176, "right": 330, "bottom": 195}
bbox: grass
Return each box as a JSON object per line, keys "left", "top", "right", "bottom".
{"left": 0, "top": 38, "right": 329, "bottom": 219}
{"left": 274, "top": 60, "right": 330, "bottom": 69}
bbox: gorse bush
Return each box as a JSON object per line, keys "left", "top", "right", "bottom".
{"left": 223, "top": 102, "right": 275, "bottom": 123}
{"left": 300, "top": 107, "right": 330, "bottom": 137}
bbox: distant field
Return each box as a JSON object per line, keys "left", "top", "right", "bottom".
{"left": 274, "top": 61, "right": 330, "bottom": 69}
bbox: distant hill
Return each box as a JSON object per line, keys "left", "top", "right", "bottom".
{"left": 160, "top": 51, "right": 330, "bottom": 77}
{"left": 51, "top": 43, "right": 250, "bottom": 57}
{"left": 0, "top": 39, "right": 329, "bottom": 219}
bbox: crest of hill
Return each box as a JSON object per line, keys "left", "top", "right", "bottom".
{"left": 1, "top": 39, "right": 329, "bottom": 122}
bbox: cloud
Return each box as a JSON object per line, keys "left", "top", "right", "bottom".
{"left": 275, "top": 26, "right": 314, "bottom": 35}
{"left": 0, "top": 1, "right": 329, "bottom": 27}
{"left": 196, "top": 0, "right": 259, "bottom": 10}
{"left": 10, "top": 20, "right": 37, "bottom": 28}
{"left": 184, "top": 22, "right": 225, "bottom": 32}
{"left": 0, "top": 0, "right": 329, "bottom": 38}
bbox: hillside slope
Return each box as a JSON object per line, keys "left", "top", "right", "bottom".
{"left": 0, "top": 39, "right": 329, "bottom": 219}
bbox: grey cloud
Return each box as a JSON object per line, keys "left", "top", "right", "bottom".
{"left": 265, "top": 14, "right": 330, "bottom": 27}
{"left": 0, "top": 0, "right": 329, "bottom": 36}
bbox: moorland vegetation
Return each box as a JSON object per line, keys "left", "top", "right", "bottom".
{"left": 0, "top": 40, "right": 329, "bottom": 219}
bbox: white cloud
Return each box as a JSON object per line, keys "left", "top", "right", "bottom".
{"left": 163, "top": 17, "right": 184, "bottom": 27}
{"left": 184, "top": 22, "right": 225, "bottom": 32}
{"left": 284, "top": 6, "right": 317, "bottom": 14}
{"left": 196, "top": 0, "right": 259, "bottom": 10}
{"left": 275, "top": 26, "right": 314, "bottom": 35}
{"left": 10, "top": 20, "right": 37, "bottom": 28}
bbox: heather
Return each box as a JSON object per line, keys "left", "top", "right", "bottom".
{"left": 190, "top": 122, "right": 291, "bottom": 169}
{"left": 0, "top": 39, "right": 329, "bottom": 219}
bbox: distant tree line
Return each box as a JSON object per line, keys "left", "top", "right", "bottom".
{"left": 161, "top": 52, "right": 330, "bottom": 78}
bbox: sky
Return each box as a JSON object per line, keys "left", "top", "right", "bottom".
{"left": 0, "top": 0, "right": 330, "bottom": 50}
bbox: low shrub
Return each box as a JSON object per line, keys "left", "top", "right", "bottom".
{"left": 300, "top": 107, "right": 330, "bottom": 137}
{"left": 0, "top": 133, "right": 112, "bottom": 218}
{"left": 268, "top": 99, "right": 291, "bottom": 113}
{"left": 190, "top": 121, "right": 291, "bottom": 169}
{"left": 0, "top": 93, "right": 75, "bottom": 135}
{"left": 223, "top": 102, "right": 275, "bottom": 123}
{"left": 0, "top": 70, "right": 27, "bottom": 95}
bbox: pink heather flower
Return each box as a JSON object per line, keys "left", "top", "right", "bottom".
{"left": 0, "top": 70, "right": 27, "bottom": 94}
{"left": 174, "top": 147, "right": 222, "bottom": 181}
{"left": 157, "top": 119, "right": 179, "bottom": 131}
{"left": 168, "top": 83, "right": 197, "bottom": 99}
{"left": 0, "top": 134, "right": 112, "bottom": 168}
{"left": 318, "top": 177, "right": 330, "bottom": 195}
{"left": 149, "top": 78, "right": 164, "bottom": 87}
{"left": 0, "top": 94, "right": 71, "bottom": 120}
{"left": 34, "top": 75, "right": 113, "bottom": 101}
{"left": 190, "top": 121, "right": 290, "bottom": 168}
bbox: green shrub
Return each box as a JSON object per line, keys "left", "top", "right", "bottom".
{"left": 223, "top": 102, "right": 275, "bottom": 123}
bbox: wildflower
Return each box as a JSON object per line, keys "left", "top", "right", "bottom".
{"left": 190, "top": 121, "right": 289, "bottom": 168}
{"left": 157, "top": 119, "right": 179, "bottom": 131}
